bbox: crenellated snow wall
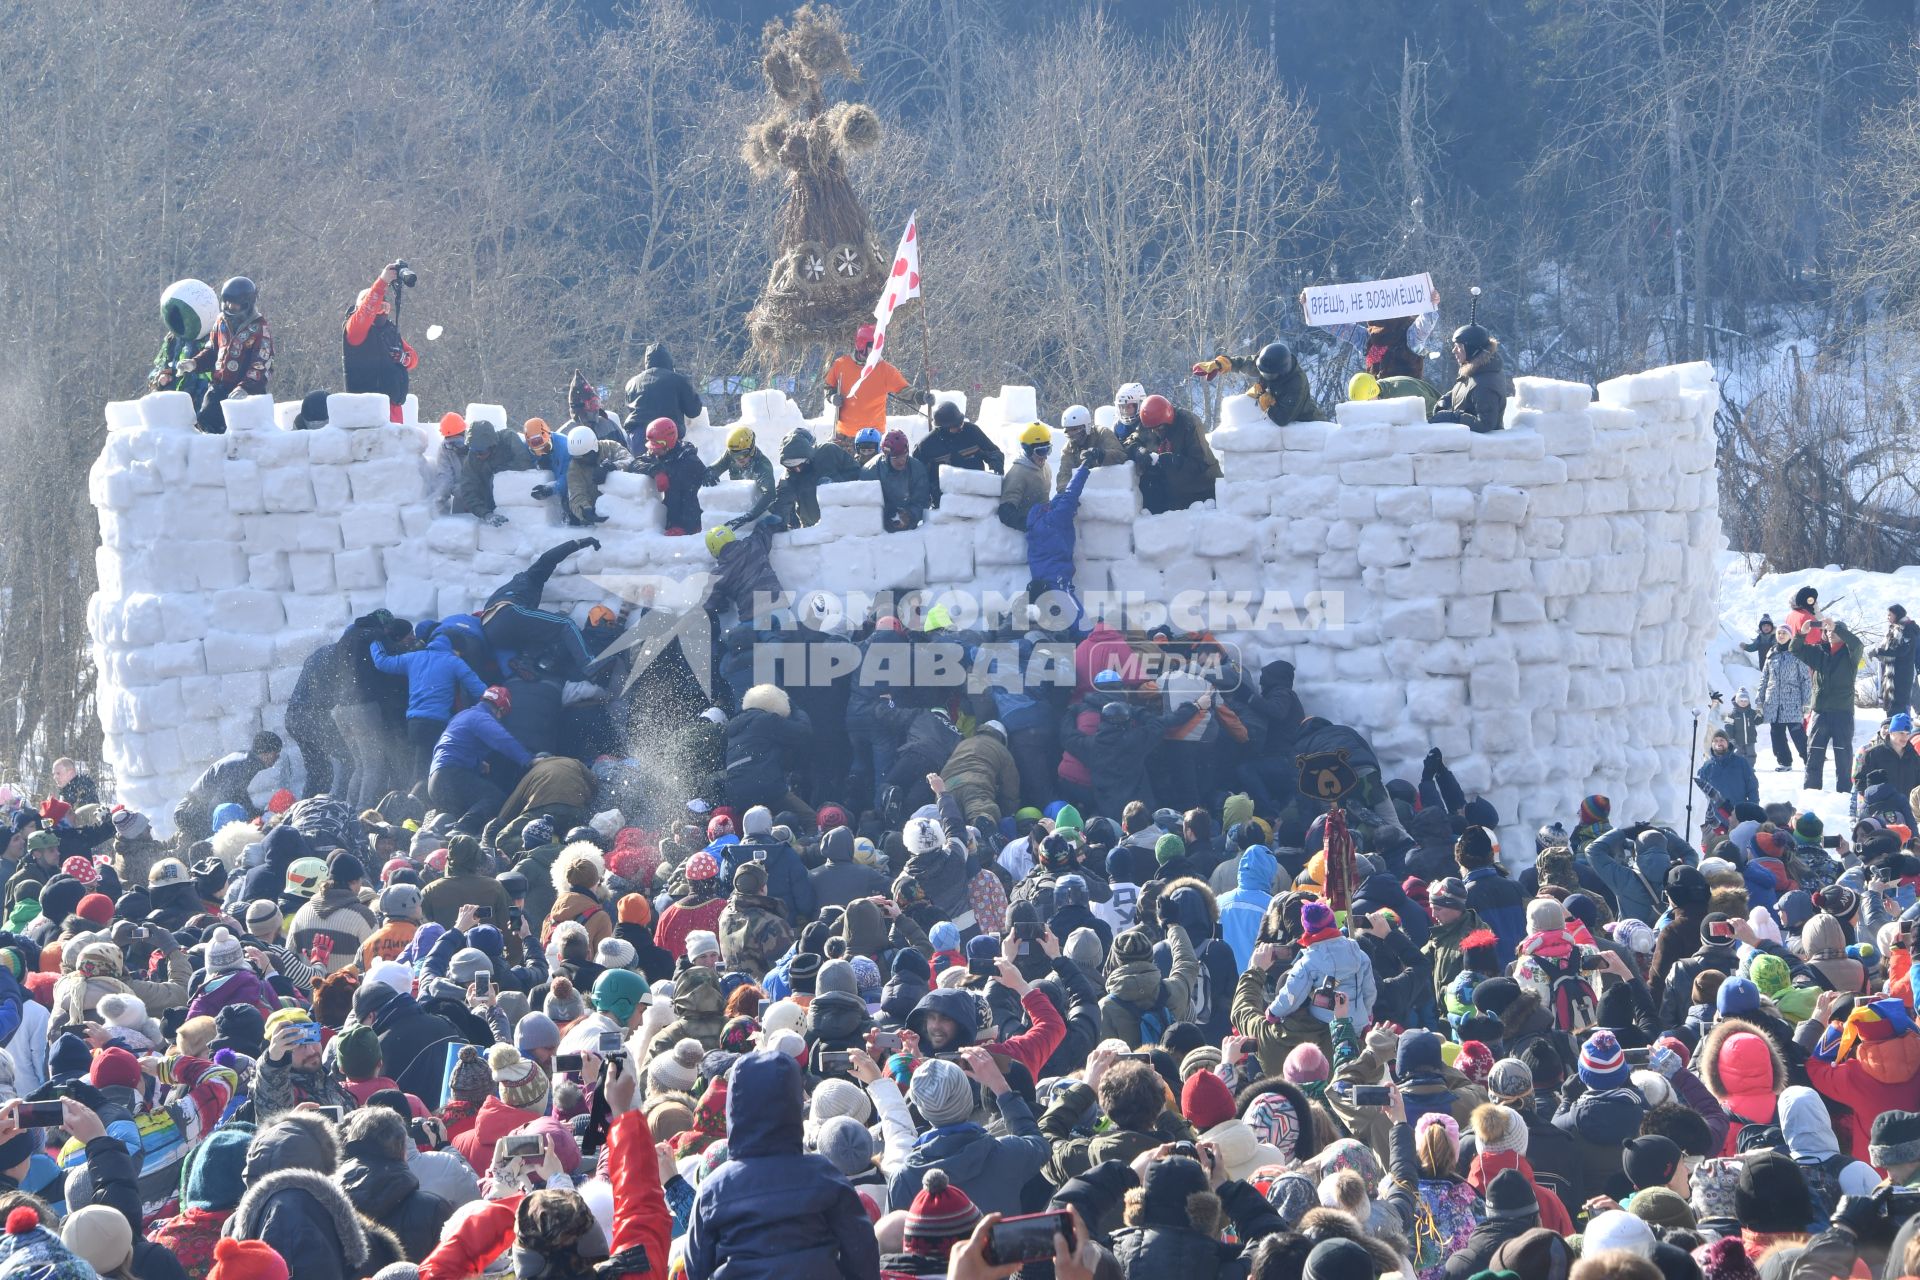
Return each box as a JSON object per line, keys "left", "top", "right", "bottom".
{"left": 87, "top": 363, "right": 1723, "bottom": 850}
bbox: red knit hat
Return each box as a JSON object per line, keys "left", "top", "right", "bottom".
{"left": 706, "top": 815, "right": 734, "bottom": 841}
{"left": 209, "top": 1237, "right": 291, "bottom": 1280}
{"left": 38, "top": 797, "right": 69, "bottom": 824}
{"left": 266, "top": 789, "right": 296, "bottom": 815}
{"left": 684, "top": 851, "right": 720, "bottom": 882}
{"left": 75, "top": 894, "right": 113, "bottom": 926}
{"left": 1181, "top": 1069, "right": 1236, "bottom": 1132}
{"left": 903, "top": 1168, "right": 981, "bottom": 1256}
{"left": 89, "top": 1046, "right": 142, "bottom": 1091}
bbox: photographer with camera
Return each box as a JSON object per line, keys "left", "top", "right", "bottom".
{"left": 343, "top": 261, "right": 420, "bottom": 423}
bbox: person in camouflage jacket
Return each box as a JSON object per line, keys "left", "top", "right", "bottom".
{"left": 716, "top": 860, "right": 794, "bottom": 981}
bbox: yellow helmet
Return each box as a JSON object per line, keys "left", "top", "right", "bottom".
{"left": 704, "top": 526, "right": 736, "bottom": 557}
{"left": 1347, "top": 372, "right": 1380, "bottom": 402}
{"left": 726, "top": 426, "right": 755, "bottom": 453}
{"left": 1019, "top": 423, "right": 1052, "bottom": 448}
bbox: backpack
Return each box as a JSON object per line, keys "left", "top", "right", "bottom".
{"left": 1114, "top": 988, "right": 1174, "bottom": 1047}
{"left": 1521, "top": 950, "right": 1598, "bottom": 1034}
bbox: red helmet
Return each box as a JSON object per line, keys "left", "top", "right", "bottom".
{"left": 855, "top": 323, "right": 876, "bottom": 348}
{"left": 481, "top": 685, "right": 512, "bottom": 715}
{"left": 381, "top": 857, "right": 413, "bottom": 883}
{"left": 645, "top": 418, "right": 678, "bottom": 453}
{"left": 882, "top": 429, "right": 909, "bottom": 456}
{"left": 1140, "top": 395, "right": 1174, "bottom": 428}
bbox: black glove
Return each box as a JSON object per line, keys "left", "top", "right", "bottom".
{"left": 530, "top": 484, "right": 554, "bottom": 501}
{"left": 1834, "top": 1192, "right": 1893, "bottom": 1243}
{"left": 585, "top": 537, "right": 602, "bottom": 551}
{"left": 1423, "top": 747, "right": 1444, "bottom": 779}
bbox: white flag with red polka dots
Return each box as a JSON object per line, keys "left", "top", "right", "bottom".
{"left": 848, "top": 210, "right": 919, "bottom": 399}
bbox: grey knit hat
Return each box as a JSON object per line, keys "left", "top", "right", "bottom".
{"left": 814, "top": 1115, "right": 874, "bottom": 1177}
{"left": 908, "top": 1057, "right": 974, "bottom": 1127}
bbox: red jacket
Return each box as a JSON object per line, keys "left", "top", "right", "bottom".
{"left": 992, "top": 988, "right": 1068, "bottom": 1082}
{"left": 418, "top": 1112, "right": 667, "bottom": 1280}
{"left": 656, "top": 894, "right": 726, "bottom": 960}
{"left": 1468, "top": 1149, "right": 1574, "bottom": 1236}
{"left": 1074, "top": 624, "right": 1136, "bottom": 697}
{"left": 1808, "top": 1035, "right": 1920, "bottom": 1163}
{"left": 451, "top": 1095, "right": 542, "bottom": 1173}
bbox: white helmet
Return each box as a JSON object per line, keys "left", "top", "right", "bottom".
{"left": 1114, "top": 382, "right": 1146, "bottom": 409}
{"left": 1061, "top": 404, "right": 1092, "bottom": 431}
{"left": 160, "top": 279, "right": 218, "bottom": 342}
{"left": 566, "top": 424, "right": 599, "bottom": 456}
{"left": 904, "top": 816, "right": 944, "bottom": 856}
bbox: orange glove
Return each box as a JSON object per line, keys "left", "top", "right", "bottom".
{"left": 1191, "top": 355, "right": 1232, "bottom": 379}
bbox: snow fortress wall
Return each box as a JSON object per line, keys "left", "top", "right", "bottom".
{"left": 88, "top": 362, "right": 1722, "bottom": 851}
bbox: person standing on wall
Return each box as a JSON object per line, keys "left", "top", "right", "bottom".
{"left": 1792, "top": 613, "right": 1864, "bottom": 792}
{"left": 342, "top": 261, "right": 419, "bottom": 425}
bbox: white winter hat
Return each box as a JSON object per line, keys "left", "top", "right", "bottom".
{"left": 685, "top": 930, "right": 720, "bottom": 962}
{"left": 808, "top": 1078, "right": 873, "bottom": 1127}
{"left": 1584, "top": 1209, "right": 1655, "bottom": 1258}
{"left": 96, "top": 994, "right": 147, "bottom": 1030}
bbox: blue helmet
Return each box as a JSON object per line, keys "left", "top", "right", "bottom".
{"left": 854, "top": 427, "right": 882, "bottom": 448}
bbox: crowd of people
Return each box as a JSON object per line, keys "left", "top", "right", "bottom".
{"left": 10, "top": 553, "right": 1920, "bottom": 1280}
{"left": 98, "top": 269, "right": 1920, "bottom": 1279}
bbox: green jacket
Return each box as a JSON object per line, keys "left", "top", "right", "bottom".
{"left": 1232, "top": 963, "right": 1329, "bottom": 1077}
{"left": 1421, "top": 908, "right": 1484, "bottom": 1009}
{"left": 1791, "top": 622, "right": 1863, "bottom": 717}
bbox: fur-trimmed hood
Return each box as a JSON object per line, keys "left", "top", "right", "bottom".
{"left": 222, "top": 1166, "right": 403, "bottom": 1269}
{"left": 552, "top": 842, "right": 606, "bottom": 898}
{"left": 1460, "top": 339, "right": 1501, "bottom": 377}
{"left": 740, "top": 684, "right": 790, "bottom": 717}
{"left": 245, "top": 1110, "right": 342, "bottom": 1177}
{"left": 1700, "top": 1016, "right": 1787, "bottom": 1101}
{"left": 1153, "top": 876, "right": 1220, "bottom": 936}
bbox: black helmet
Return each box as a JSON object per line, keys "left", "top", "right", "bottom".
{"left": 219, "top": 276, "right": 257, "bottom": 311}
{"left": 1451, "top": 324, "right": 1491, "bottom": 357}
{"left": 1255, "top": 342, "right": 1294, "bottom": 382}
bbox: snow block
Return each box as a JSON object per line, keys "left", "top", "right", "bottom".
{"left": 1333, "top": 397, "right": 1425, "bottom": 427}
{"left": 139, "top": 391, "right": 197, "bottom": 431}
{"left": 464, "top": 403, "right": 508, "bottom": 432}
{"left": 220, "top": 395, "right": 276, "bottom": 434}
{"left": 327, "top": 393, "right": 391, "bottom": 431}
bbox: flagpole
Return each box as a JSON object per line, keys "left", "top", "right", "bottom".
{"left": 920, "top": 215, "right": 933, "bottom": 433}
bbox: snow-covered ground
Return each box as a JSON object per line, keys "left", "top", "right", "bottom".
{"left": 1713, "top": 549, "right": 1920, "bottom": 834}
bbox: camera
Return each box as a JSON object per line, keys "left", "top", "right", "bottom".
{"left": 390, "top": 260, "right": 418, "bottom": 288}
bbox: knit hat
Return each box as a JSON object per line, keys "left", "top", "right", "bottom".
{"left": 60, "top": 1205, "right": 131, "bottom": 1274}
{"left": 815, "top": 957, "right": 859, "bottom": 998}
{"left": 1483, "top": 1167, "right": 1539, "bottom": 1220}
{"left": 1792, "top": 810, "right": 1823, "bottom": 841}
{"left": 543, "top": 978, "right": 586, "bottom": 1024}
{"left": 1301, "top": 1239, "right": 1374, "bottom": 1280}
{"left": 333, "top": 1025, "right": 382, "bottom": 1081}
{"left": 89, "top": 1046, "right": 141, "bottom": 1091}
{"left": 1110, "top": 929, "right": 1153, "bottom": 964}
{"left": 1181, "top": 1069, "right": 1236, "bottom": 1131}
{"left": 903, "top": 1168, "right": 982, "bottom": 1256}
{"left": 182, "top": 1125, "right": 253, "bottom": 1212}
{"left": 684, "top": 851, "right": 719, "bottom": 881}
{"left": 1524, "top": 898, "right": 1565, "bottom": 934}
{"left": 487, "top": 1044, "right": 550, "bottom": 1109}
{"left": 1429, "top": 877, "right": 1467, "bottom": 910}
{"left": 1396, "top": 1029, "right": 1444, "bottom": 1079}
{"left": 1490, "top": 1229, "right": 1574, "bottom": 1280}
{"left": 209, "top": 1236, "right": 291, "bottom": 1280}
{"left": 814, "top": 1114, "right": 874, "bottom": 1178}
{"left": 1692, "top": 1237, "right": 1758, "bottom": 1280}
{"left": 111, "top": 809, "right": 150, "bottom": 842}
{"left": 515, "top": 1012, "right": 561, "bottom": 1057}
{"left": 60, "top": 856, "right": 98, "bottom": 887}
{"left": 648, "top": 1039, "right": 703, "bottom": 1095}
{"left": 686, "top": 930, "right": 720, "bottom": 963}
{"left": 908, "top": 1057, "right": 974, "bottom": 1127}
{"left": 1630, "top": 1185, "right": 1695, "bottom": 1233}
{"left": 1870, "top": 1109, "right": 1920, "bottom": 1169}
{"left": 1623, "top": 1134, "right": 1682, "bottom": 1190}
{"left": 1283, "top": 1043, "right": 1331, "bottom": 1085}
{"left": 1476, "top": 1104, "right": 1528, "bottom": 1156}
{"left": 1580, "top": 795, "right": 1611, "bottom": 824}
{"left": 1455, "top": 826, "right": 1497, "bottom": 866}
{"left": 244, "top": 899, "right": 281, "bottom": 933}
{"left": 1577, "top": 1030, "right": 1630, "bottom": 1090}
{"left": 203, "top": 926, "right": 245, "bottom": 974}
{"left": 809, "top": 1078, "right": 873, "bottom": 1131}
{"left": 74, "top": 894, "right": 111, "bottom": 925}
{"left": 1734, "top": 1149, "right": 1813, "bottom": 1232}
{"left": 1300, "top": 900, "right": 1335, "bottom": 937}
{"left": 1455, "top": 1040, "right": 1493, "bottom": 1087}
{"left": 448, "top": 1044, "right": 493, "bottom": 1103}
{"left": 788, "top": 952, "right": 822, "bottom": 995}
{"left": 1585, "top": 1208, "right": 1655, "bottom": 1258}
{"left": 1153, "top": 833, "right": 1185, "bottom": 866}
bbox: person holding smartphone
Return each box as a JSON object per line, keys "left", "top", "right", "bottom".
{"left": 253, "top": 1009, "right": 355, "bottom": 1123}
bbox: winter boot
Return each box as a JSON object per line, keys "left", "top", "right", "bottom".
{"left": 1804, "top": 748, "right": 1824, "bottom": 791}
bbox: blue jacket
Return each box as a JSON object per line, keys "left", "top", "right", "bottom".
{"left": 972, "top": 636, "right": 1050, "bottom": 733}
{"left": 883, "top": 1082, "right": 1050, "bottom": 1218}
{"left": 1352, "top": 871, "right": 1432, "bottom": 948}
{"left": 1218, "top": 845, "right": 1276, "bottom": 971}
{"left": 1582, "top": 828, "right": 1670, "bottom": 926}
{"left": 1463, "top": 865, "right": 1525, "bottom": 966}
{"left": 540, "top": 430, "right": 571, "bottom": 506}
{"left": 722, "top": 838, "right": 819, "bottom": 926}
{"left": 1696, "top": 749, "right": 1758, "bottom": 808}
{"left": 684, "top": 1050, "right": 880, "bottom": 1280}
{"left": 1269, "top": 934, "right": 1376, "bottom": 1028}
{"left": 370, "top": 634, "right": 485, "bottom": 722}
{"left": 430, "top": 705, "right": 532, "bottom": 774}
{"left": 1027, "top": 462, "right": 1090, "bottom": 584}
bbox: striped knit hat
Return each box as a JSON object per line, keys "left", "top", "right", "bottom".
{"left": 1578, "top": 795, "right": 1610, "bottom": 825}
{"left": 903, "top": 1168, "right": 981, "bottom": 1257}
{"left": 1577, "top": 1029, "right": 1630, "bottom": 1090}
